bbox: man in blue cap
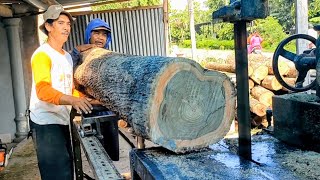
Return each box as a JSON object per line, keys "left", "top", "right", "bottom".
{"left": 71, "top": 18, "right": 112, "bottom": 68}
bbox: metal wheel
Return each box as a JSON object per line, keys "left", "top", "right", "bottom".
{"left": 272, "top": 34, "right": 317, "bottom": 92}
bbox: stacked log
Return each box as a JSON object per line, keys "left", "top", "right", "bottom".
{"left": 249, "top": 96, "right": 267, "bottom": 117}
{"left": 206, "top": 62, "right": 253, "bottom": 76}
{"left": 251, "top": 86, "right": 274, "bottom": 107}
{"left": 250, "top": 63, "right": 268, "bottom": 84}
{"left": 205, "top": 53, "right": 297, "bottom": 127}
{"left": 261, "top": 75, "right": 282, "bottom": 91}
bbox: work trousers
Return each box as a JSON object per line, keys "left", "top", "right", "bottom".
{"left": 30, "top": 120, "right": 74, "bottom": 180}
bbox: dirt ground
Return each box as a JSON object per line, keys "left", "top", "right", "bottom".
{"left": 0, "top": 134, "right": 133, "bottom": 180}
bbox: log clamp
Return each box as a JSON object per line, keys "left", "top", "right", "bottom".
{"left": 71, "top": 105, "right": 123, "bottom": 180}
{"left": 78, "top": 105, "right": 116, "bottom": 138}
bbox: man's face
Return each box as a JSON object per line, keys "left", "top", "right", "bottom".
{"left": 46, "top": 14, "right": 71, "bottom": 43}
{"left": 90, "top": 29, "right": 108, "bottom": 48}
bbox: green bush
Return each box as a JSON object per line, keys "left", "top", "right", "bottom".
{"left": 181, "top": 39, "right": 234, "bottom": 50}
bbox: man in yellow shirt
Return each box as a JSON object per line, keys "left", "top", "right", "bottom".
{"left": 29, "top": 4, "right": 96, "bottom": 180}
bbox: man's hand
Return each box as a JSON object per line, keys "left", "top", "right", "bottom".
{"left": 76, "top": 44, "right": 97, "bottom": 53}
{"left": 71, "top": 97, "right": 93, "bottom": 114}
{"left": 85, "top": 97, "right": 103, "bottom": 105}
{"left": 60, "top": 95, "right": 93, "bottom": 114}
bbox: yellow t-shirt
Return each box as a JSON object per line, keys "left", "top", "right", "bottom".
{"left": 29, "top": 43, "right": 75, "bottom": 125}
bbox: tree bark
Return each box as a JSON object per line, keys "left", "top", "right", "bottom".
{"left": 206, "top": 62, "right": 253, "bottom": 76}
{"left": 74, "top": 48, "right": 236, "bottom": 153}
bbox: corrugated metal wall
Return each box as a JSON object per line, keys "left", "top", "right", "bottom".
{"left": 65, "top": 7, "right": 166, "bottom": 56}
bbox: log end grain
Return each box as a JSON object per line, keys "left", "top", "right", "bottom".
{"left": 149, "top": 61, "right": 236, "bottom": 153}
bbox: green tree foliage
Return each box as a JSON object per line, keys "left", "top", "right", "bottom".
{"left": 169, "top": 2, "right": 211, "bottom": 44}
{"left": 309, "top": 0, "right": 320, "bottom": 18}
{"left": 93, "top": 0, "right": 161, "bottom": 11}
{"left": 170, "top": 9, "right": 190, "bottom": 43}
{"left": 252, "top": 16, "right": 287, "bottom": 50}
{"left": 215, "top": 23, "right": 233, "bottom": 40}
{"left": 309, "top": 0, "right": 320, "bottom": 24}
{"left": 268, "top": 0, "right": 294, "bottom": 33}
{"left": 204, "top": 0, "right": 225, "bottom": 11}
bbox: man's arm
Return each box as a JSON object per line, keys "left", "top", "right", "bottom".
{"left": 32, "top": 52, "right": 93, "bottom": 114}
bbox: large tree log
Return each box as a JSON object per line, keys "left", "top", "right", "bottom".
{"left": 226, "top": 53, "right": 267, "bottom": 64}
{"left": 74, "top": 48, "right": 236, "bottom": 153}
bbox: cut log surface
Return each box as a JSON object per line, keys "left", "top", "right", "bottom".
{"left": 74, "top": 48, "right": 236, "bottom": 153}
{"left": 282, "top": 78, "right": 296, "bottom": 91}
{"left": 251, "top": 114, "right": 266, "bottom": 127}
{"left": 261, "top": 75, "right": 282, "bottom": 91}
{"left": 249, "top": 64, "right": 268, "bottom": 84}
{"left": 267, "top": 60, "right": 290, "bottom": 76}
{"left": 251, "top": 86, "right": 274, "bottom": 107}
{"left": 284, "top": 61, "right": 297, "bottom": 78}
{"left": 249, "top": 96, "right": 267, "bottom": 117}
{"left": 249, "top": 79, "right": 255, "bottom": 90}
{"left": 205, "top": 62, "right": 235, "bottom": 73}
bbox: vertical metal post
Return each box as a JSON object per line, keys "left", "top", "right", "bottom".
{"left": 316, "top": 32, "right": 320, "bottom": 97}
{"left": 137, "top": 136, "right": 145, "bottom": 149}
{"left": 234, "top": 21, "right": 252, "bottom": 159}
{"left": 70, "top": 110, "right": 83, "bottom": 180}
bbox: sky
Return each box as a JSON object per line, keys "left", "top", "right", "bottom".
{"left": 170, "top": 0, "right": 207, "bottom": 10}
